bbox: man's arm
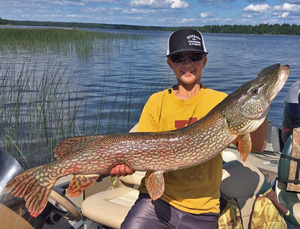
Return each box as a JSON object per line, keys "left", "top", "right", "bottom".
{"left": 250, "top": 118, "right": 269, "bottom": 152}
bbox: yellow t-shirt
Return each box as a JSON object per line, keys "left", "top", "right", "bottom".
{"left": 137, "top": 86, "right": 227, "bottom": 214}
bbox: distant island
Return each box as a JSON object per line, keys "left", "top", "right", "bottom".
{"left": 1, "top": 17, "right": 300, "bottom": 36}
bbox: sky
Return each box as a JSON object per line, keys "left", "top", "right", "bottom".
{"left": 1, "top": 0, "right": 300, "bottom": 27}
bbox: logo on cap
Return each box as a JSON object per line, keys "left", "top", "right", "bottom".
{"left": 186, "top": 34, "right": 202, "bottom": 47}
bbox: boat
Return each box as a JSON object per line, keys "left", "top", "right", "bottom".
{"left": 0, "top": 80, "right": 300, "bottom": 229}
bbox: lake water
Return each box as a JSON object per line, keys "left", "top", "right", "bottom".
{"left": 73, "top": 29, "right": 300, "bottom": 131}
{"left": 1, "top": 27, "right": 300, "bottom": 166}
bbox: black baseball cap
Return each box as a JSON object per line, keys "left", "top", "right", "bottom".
{"left": 166, "top": 29, "right": 208, "bottom": 56}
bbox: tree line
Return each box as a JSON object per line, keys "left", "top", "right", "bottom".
{"left": 1, "top": 17, "right": 300, "bottom": 35}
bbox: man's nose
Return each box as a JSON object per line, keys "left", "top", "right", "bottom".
{"left": 183, "top": 54, "right": 192, "bottom": 64}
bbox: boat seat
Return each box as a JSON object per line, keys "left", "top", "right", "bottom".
{"left": 81, "top": 151, "right": 242, "bottom": 229}
{"left": 81, "top": 123, "right": 259, "bottom": 229}
{"left": 220, "top": 160, "right": 268, "bottom": 229}
{"left": 277, "top": 135, "right": 300, "bottom": 227}
{"left": 81, "top": 123, "right": 142, "bottom": 228}
{"left": 81, "top": 171, "right": 145, "bottom": 229}
{"left": 222, "top": 149, "right": 239, "bottom": 163}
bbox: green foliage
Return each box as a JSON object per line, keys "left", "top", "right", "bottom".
{"left": 199, "top": 23, "right": 300, "bottom": 35}
{"left": 0, "top": 28, "right": 145, "bottom": 59}
{"left": 0, "top": 28, "right": 147, "bottom": 168}
{"left": 1, "top": 17, "right": 300, "bottom": 35}
{"left": 0, "top": 61, "right": 79, "bottom": 167}
{"left": 0, "top": 60, "right": 151, "bottom": 168}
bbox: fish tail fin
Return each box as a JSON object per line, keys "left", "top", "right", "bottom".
{"left": 25, "top": 184, "right": 53, "bottom": 217}
{"left": 5, "top": 166, "right": 55, "bottom": 217}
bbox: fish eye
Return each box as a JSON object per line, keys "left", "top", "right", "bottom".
{"left": 250, "top": 88, "right": 258, "bottom": 96}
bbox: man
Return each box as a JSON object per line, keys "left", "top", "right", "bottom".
{"left": 111, "top": 28, "right": 269, "bottom": 229}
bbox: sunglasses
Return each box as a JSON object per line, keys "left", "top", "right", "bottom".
{"left": 169, "top": 52, "right": 205, "bottom": 63}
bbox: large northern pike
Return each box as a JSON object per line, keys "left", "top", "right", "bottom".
{"left": 6, "top": 64, "right": 289, "bottom": 217}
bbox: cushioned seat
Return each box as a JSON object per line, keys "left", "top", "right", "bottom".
{"left": 81, "top": 124, "right": 267, "bottom": 228}
{"left": 277, "top": 136, "right": 300, "bottom": 227}
{"left": 81, "top": 123, "right": 143, "bottom": 228}
{"left": 81, "top": 171, "right": 145, "bottom": 229}
{"left": 82, "top": 153, "right": 261, "bottom": 229}
{"left": 222, "top": 149, "right": 239, "bottom": 163}
{"left": 221, "top": 160, "right": 268, "bottom": 229}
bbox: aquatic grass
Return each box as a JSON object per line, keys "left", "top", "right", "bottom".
{"left": 0, "top": 59, "right": 152, "bottom": 168}
{"left": 0, "top": 29, "right": 172, "bottom": 169}
{"left": 0, "top": 28, "right": 149, "bottom": 168}
{"left": 0, "top": 59, "right": 172, "bottom": 169}
{"left": 0, "top": 60, "right": 83, "bottom": 167}
{"left": 0, "top": 28, "right": 146, "bottom": 59}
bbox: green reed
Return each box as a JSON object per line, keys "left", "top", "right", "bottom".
{"left": 0, "top": 60, "right": 162, "bottom": 169}
{"left": 0, "top": 28, "right": 145, "bottom": 59}
{"left": 0, "top": 28, "right": 170, "bottom": 168}
{"left": 0, "top": 61, "right": 80, "bottom": 167}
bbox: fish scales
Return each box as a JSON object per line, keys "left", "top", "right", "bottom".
{"left": 5, "top": 64, "right": 290, "bottom": 217}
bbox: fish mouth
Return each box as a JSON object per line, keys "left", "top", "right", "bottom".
{"left": 268, "top": 64, "right": 290, "bottom": 102}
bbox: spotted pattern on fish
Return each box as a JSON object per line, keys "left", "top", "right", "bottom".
{"left": 5, "top": 64, "right": 290, "bottom": 217}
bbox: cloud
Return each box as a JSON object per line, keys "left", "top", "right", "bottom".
{"left": 278, "top": 12, "right": 290, "bottom": 18}
{"left": 52, "top": 0, "right": 113, "bottom": 6}
{"left": 130, "top": 0, "right": 188, "bottom": 9}
{"left": 66, "top": 14, "right": 89, "bottom": 18}
{"left": 241, "top": 18, "right": 253, "bottom": 23}
{"left": 121, "top": 8, "right": 155, "bottom": 14}
{"left": 82, "top": 0, "right": 116, "bottom": 2}
{"left": 130, "top": 0, "right": 155, "bottom": 5}
{"left": 243, "top": 13, "right": 253, "bottom": 18}
{"left": 199, "top": 12, "right": 214, "bottom": 18}
{"left": 128, "top": 16, "right": 143, "bottom": 20}
{"left": 39, "top": 14, "right": 63, "bottom": 19}
{"left": 245, "top": 0, "right": 265, "bottom": 2}
{"left": 181, "top": 18, "right": 197, "bottom": 23}
{"left": 243, "top": 4, "right": 271, "bottom": 13}
{"left": 166, "top": 0, "right": 188, "bottom": 8}
{"left": 84, "top": 7, "right": 107, "bottom": 13}
{"left": 273, "top": 3, "right": 300, "bottom": 12}
{"left": 51, "top": 1, "right": 84, "bottom": 6}
{"left": 273, "top": 3, "right": 300, "bottom": 22}
{"left": 197, "top": 0, "right": 235, "bottom": 2}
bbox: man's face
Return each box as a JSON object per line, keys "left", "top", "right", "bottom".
{"left": 167, "top": 52, "right": 207, "bottom": 86}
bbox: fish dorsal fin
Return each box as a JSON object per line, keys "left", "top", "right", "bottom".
{"left": 237, "top": 133, "right": 252, "bottom": 162}
{"left": 53, "top": 136, "right": 101, "bottom": 159}
{"left": 67, "top": 174, "right": 99, "bottom": 197}
{"left": 145, "top": 171, "right": 165, "bottom": 201}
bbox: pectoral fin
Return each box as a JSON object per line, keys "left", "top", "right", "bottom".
{"left": 67, "top": 174, "right": 99, "bottom": 197}
{"left": 237, "top": 133, "right": 252, "bottom": 162}
{"left": 145, "top": 171, "right": 165, "bottom": 201}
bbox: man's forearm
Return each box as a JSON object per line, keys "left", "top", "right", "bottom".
{"left": 250, "top": 118, "right": 269, "bottom": 152}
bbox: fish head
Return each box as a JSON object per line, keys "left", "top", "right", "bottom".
{"left": 224, "top": 63, "right": 290, "bottom": 135}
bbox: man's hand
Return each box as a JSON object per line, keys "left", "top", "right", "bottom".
{"left": 110, "top": 164, "right": 135, "bottom": 177}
